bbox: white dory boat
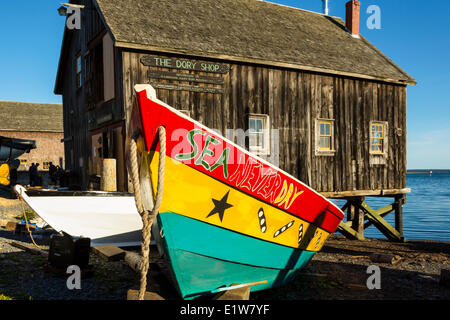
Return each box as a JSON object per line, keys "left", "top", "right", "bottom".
{"left": 14, "top": 185, "right": 143, "bottom": 247}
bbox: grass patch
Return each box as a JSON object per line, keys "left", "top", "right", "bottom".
{"left": 17, "top": 208, "right": 38, "bottom": 221}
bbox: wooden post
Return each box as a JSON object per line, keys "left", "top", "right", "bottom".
{"left": 394, "top": 195, "right": 404, "bottom": 237}
{"left": 337, "top": 199, "right": 364, "bottom": 240}
{"left": 346, "top": 200, "right": 354, "bottom": 222}
{"left": 101, "top": 158, "right": 117, "bottom": 191}
{"left": 351, "top": 197, "right": 365, "bottom": 240}
{"left": 356, "top": 197, "right": 365, "bottom": 238}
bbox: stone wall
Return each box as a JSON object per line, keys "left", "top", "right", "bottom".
{"left": 0, "top": 131, "right": 64, "bottom": 172}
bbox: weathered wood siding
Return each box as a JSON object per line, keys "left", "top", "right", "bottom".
{"left": 60, "top": 0, "right": 108, "bottom": 186}
{"left": 121, "top": 51, "right": 407, "bottom": 193}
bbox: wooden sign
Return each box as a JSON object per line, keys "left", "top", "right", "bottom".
{"left": 147, "top": 70, "right": 224, "bottom": 85}
{"left": 141, "top": 56, "right": 230, "bottom": 74}
{"left": 149, "top": 82, "right": 224, "bottom": 94}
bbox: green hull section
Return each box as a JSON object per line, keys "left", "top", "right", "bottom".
{"left": 152, "top": 212, "right": 317, "bottom": 299}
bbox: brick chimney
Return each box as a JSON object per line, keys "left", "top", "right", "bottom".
{"left": 345, "top": 0, "right": 360, "bottom": 37}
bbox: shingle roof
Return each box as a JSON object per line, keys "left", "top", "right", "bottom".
{"left": 95, "top": 0, "right": 415, "bottom": 85}
{"left": 0, "top": 101, "right": 63, "bottom": 132}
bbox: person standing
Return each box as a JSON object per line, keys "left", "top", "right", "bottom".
{"left": 34, "top": 163, "right": 42, "bottom": 187}
{"left": 29, "top": 163, "right": 36, "bottom": 186}
{"left": 49, "top": 162, "right": 57, "bottom": 185}
{"left": 8, "top": 160, "right": 19, "bottom": 186}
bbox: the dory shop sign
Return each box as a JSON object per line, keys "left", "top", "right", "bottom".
{"left": 140, "top": 56, "right": 230, "bottom": 74}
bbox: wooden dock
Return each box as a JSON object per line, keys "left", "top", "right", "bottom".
{"left": 321, "top": 189, "right": 410, "bottom": 242}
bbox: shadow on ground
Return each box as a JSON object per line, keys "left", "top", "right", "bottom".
{"left": 252, "top": 258, "right": 449, "bottom": 300}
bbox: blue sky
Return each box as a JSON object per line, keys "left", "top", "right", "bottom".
{"left": 0, "top": 1, "right": 449, "bottom": 169}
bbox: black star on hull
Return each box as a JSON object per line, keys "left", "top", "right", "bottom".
{"left": 206, "top": 190, "right": 233, "bottom": 222}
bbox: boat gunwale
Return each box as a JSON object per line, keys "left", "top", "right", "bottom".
{"left": 24, "top": 189, "right": 134, "bottom": 197}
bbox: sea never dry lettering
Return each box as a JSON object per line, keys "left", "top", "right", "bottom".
{"left": 175, "top": 129, "right": 230, "bottom": 178}
{"left": 229, "top": 155, "right": 304, "bottom": 209}
{"left": 174, "top": 129, "right": 304, "bottom": 209}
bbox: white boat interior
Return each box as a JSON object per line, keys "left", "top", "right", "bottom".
{"left": 14, "top": 185, "right": 143, "bottom": 247}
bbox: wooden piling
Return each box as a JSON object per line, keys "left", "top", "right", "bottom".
{"left": 100, "top": 158, "right": 117, "bottom": 191}
{"left": 350, "top": 197, "right": 365, "bottom": 240}
{"left": 337, "top": 196, "right": 406, "bottom": 242}
{"left": 394, "top": 194, "right": 404, "bottom": 236}
{"left": 124, "top": 251, "right": 143, "bottom": 273}
{"left": 369, "top": 253, "right": 401, "bottom": 264}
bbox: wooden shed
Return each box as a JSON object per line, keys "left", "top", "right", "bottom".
{"left": 54, "top": 0, "right": 416, "bottom": 240}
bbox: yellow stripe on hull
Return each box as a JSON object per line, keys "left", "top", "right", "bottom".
{"left": 147, "top": 151, "right": 330, "bottom": 252}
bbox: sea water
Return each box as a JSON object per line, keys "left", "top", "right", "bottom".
{"left": 332, "top": 171, "right": 450, "bottom": 242}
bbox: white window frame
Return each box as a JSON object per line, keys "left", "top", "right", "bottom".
{"left": 315, "top": 118, "right": 336, "bottom": 156}
{"left": 369, "top": 121, "right": 388, "bottom": 156}
{"left": 248, "top": 114, "right": 270, "bottom": 156}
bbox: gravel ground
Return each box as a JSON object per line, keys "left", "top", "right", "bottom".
{"left": 253, "top": 235, "right": 450, "bottom": 300}
{"left": 0, "top": 230, "right": 142, "bottom": 300}
{"left": 1, "top": 193, "right": 449, "bottom": 300}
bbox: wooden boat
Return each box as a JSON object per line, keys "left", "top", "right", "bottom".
{"left": 14, "top": 185, "right": 143, "bottom": 247}
{"left": 0, "top": 136, "right": 36, "bottom": 161}
{"left": 129, "top": 84, "right": 345, "bottom": 299}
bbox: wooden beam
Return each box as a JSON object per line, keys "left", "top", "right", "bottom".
{"left": 9, "top": 241, "right": 47, "bottom": 256}
{"left": 340, "top": 201, "right": 350, "bottom": 214}
{"left": 92, "top": 245, "right": 125, "bottom": 261}
{"left": 363, "top": 197, "right": 406, "bottom": 229}
{"left": 359, "top": 201, "right": 405, "bottom": 242}
{"left": 320, "top": 188, "right": 411, "bottom": 198}
{"left": 337, "top": 220, "right": 365, "bottom": 240}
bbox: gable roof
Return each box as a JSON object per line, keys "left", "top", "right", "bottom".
{"left": 55, "top": 0, "right": 416, "bottom": 93}
{"left": 0, "top": 101, "right": 63, "bottom": 132}
{"left": 94, "top": 0, "right": 415, "bottom": 85}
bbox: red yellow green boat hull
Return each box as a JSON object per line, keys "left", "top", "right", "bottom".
{"left": 129, "top": 84, "right": 344, "bottom": 299}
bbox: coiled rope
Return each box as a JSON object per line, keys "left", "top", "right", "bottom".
{"left": 129, "top": 126, "right": 166, "bottom": 300}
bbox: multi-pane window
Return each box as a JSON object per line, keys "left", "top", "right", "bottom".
{"left": 76, "top": 54, "right": 82, "bottom": 88}
{"left": 319, "top": 121, "right": 333, "bottom": 150}
{"left": 370, "top": 123, "right": 384, "bottom": 153}
{"left": 42, "top": 161, "right": 51, "bottom": 171}
{"left": 248, "top": 114, "right": 270, "bottom": 155}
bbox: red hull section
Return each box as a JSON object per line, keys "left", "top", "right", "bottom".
{"left": 134, "top": 87, "right": 344, "bottom": 233}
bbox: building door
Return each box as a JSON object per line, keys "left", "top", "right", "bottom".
{"left": 90, "top": 122, "right": 126, "bottom": 191}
